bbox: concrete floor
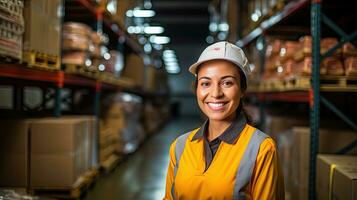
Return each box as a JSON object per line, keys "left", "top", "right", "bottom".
{"left": 84, "top": 117, "right": 202, "bottom": 200}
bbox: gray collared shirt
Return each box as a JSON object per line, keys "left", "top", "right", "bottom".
{"left": 191, "top": 112, "right": 247, "bottom": 171}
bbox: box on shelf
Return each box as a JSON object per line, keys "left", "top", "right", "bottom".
{"left": 23, "top": 0, "right": 61, "bottom": 57}
{"left": 0, "top": 120, "right": 32, "bottom": 187}
{"left": 316, "top": 155, "right": 357, "bottom": 200}
{"left": 278, "top": 127, "right": 357, "bottom": 200}
{"left": 122, "top": 53, "right": 145, "bottom": 87}
{"left": 30, "top": 118, "right": 86, "bottom": 188}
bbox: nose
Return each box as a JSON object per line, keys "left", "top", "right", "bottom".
{"left": 211, "top": 84, "right": 223, "bottom": 98}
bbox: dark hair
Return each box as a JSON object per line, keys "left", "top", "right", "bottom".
{"left": 193, "top": 65, "right": 252, "bottom": 124}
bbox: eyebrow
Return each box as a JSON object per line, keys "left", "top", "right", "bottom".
{"left": 198, "top": 75, "right": 238, "bottom": 81}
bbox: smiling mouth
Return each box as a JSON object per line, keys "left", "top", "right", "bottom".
{"left": 206, "top": 102, "right": 228, "bottom": 111}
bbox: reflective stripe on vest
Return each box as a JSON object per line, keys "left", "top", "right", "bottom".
{"left": 171, "top": 131, "right": 191, "bottom": 200}
{"left": 171, "top": 128, "right": 268, "bottom": 200}
{"left": 233, "top": 129, "right": 268, "bottom": 200}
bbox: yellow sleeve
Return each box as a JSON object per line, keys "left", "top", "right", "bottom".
{"left": 163, "top": 140, "right": 177, "bottom": 200}
{"left": 250, "top": 138, "right": 285, "bottom": 200}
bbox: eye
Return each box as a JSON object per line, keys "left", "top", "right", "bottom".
{"left": 200, "top": 81, "right": 210, "bottom": 87}
{"left": 222, "top": 80, "right": 234, "bottom": 87}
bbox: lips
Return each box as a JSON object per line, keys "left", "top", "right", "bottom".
{"left": 206, "top": 102, "right": 228, "bottom": 111}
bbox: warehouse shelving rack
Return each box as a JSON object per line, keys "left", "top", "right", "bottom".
{"left": 0, "top": 0, "right": 168, "bottom": 117}
{"left": 237, "top": 0, "right": 357, "bottom": 199}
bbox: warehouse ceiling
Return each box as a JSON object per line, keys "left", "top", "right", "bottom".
{"left": 151, "top": 0, "right": 210, "bottom": 45}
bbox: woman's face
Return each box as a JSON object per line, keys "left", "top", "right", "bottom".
{"left": 196, "top": 60, "right": 244, "bottom": 122}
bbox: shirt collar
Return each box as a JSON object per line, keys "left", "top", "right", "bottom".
{"left": 191, "top": 111, "right": 247, "bottom": 144}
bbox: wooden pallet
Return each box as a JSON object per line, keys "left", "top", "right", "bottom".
{"left": 284, "top": 75, "right": 357, "bottom": 91}
{"left": 260, "top": 79, "right": 286, "bottom": 91}
{"left": 23, "top": 51, "right": 60, "bottom": 71}
{"left": 64, "top": 64, "right": 100, "bottom": 79}
{"left": 100, "top": 154, "right": 121, "bottom": 173}
{"left": 0, "top": 53, "right": 21, "bottom": 64}
{"left": 100, "top": 72, "right": 136, "bottom": 88}
{"left": 30, "top": 168, "right": 98, "bottom": 200}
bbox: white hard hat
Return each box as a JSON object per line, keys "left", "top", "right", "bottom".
{"left": 188, "top": 41, "right": 250, "bottom": 86}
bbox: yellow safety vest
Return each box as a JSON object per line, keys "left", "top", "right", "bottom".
{"left": 164, "top": 124, "right": 285, "bottom": 200}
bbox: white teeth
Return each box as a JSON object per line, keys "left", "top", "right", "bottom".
{"left": 208, "top": 103, "right": 224, "bottom": 108}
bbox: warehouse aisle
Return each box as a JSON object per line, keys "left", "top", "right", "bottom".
{"left": 84, "top": 116, "right": 202, "bottom": 200}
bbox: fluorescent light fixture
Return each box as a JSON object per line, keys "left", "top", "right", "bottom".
{"left": 206, "top": 35, "right": 214, "bottom": 44}
{"left": 165, "top": 62, "right": 178, "bottom": 66}
{"left": 218, "top": 32, "right": 227, "bottom": 40}
{"left": 153, "top": 44, "right": 163, "bottom": 50}
{"left": 126, "top": 10, "right": 133, "bottom": 17}
{"left": 166, "top": 66, "right": 180, "bottom": 74}
{"left": 127, "top": 26, "right": 135, "bottom": 34}
{"left": 163, "top": 50, "right": 176, "bottom": 57}
{"left": 209, "top": 22, "right": 218, "bottom": 32}
{"left": 150, "top": 35, "right": 170, "bottom": 44}
{"left": 144, "top": 43, "right": 152, "bottom": 53}
{"left": 144, "top": 1, "right": 152, "bottom": 9}
{"left": 219, "top": 23, "right": 229, "bottom": 32}
{"left": 133, "top": 9, "right": 155, "bottom": 17}
{"left": 144, "top": 26, "right": 164, "bottom": 34}
{"left": 163, "top": 50, "right": 174, "bottom": 54}
{"left": 163, "top": 57, "right": 177, "bottom": 62}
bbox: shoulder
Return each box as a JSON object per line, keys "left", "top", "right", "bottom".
{"left": 248, "top": 126, "right": 277, "bottom": 153}
{"left": 171, "top": 128, "right": 200, "bottom": 146}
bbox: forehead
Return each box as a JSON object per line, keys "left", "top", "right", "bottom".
{"left": 197, "top": 60, "right": 240, "bottom": 78}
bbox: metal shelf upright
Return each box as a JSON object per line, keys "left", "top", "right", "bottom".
{"left": 237, "top": 0, "right": 357, "bottom": 199}
{"left": 309, "top": 0, "right": 357, "bottom": 199}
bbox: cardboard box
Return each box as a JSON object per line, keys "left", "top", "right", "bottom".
{"left": 317, "top": 155, "right": 357, "bottom": 200}
{"left": 122, "top": 54, "right": 145, "bottom": 87}
{"left": 284, "top": 127, "right": 357, "bottom": 200}
{"left": 23, "top": 0, "right": 61, "bottom": 56}
{"left": 30, "top": 118, "right": 84, "bottom": 188}
{"left": 60, "top": 116, "right": 98, "bottom": 169}
{"left": 264, "top": 115, "right": 308, "bottom": 141}
{"left": 0, "top": 120, "right": 32, "bottom": 187}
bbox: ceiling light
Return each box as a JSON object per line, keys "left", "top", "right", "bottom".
{"left": 150, "top": 36, "right": 170, "bottom": 44}
{"left": 153, "top": 44, "right": 163, "bottom": 50}
{"left": 206, "top": 35, "right": 214, "bottom": 44}
{"left": 144, "top": 43, "right": 152, "bottom": 53}
{"left": 144, "top": 26, "right": 164, "bottom": 34}
{"left": 127, "top": 26, "right": 135, "bottom": 34}
{"left": 163, "top": 57, "right": 177, "bottom": 62}
{"left": 133, "top": 9, "right": 155, "bottom": 18}
{"left": 209, "top": 22, "right": 218, "bottom": 32}
{"left": 219, "top": 23, "right": 229, "bottom": 32}
{"left": 126, "top": 10, "right": 133, "bottom": 17}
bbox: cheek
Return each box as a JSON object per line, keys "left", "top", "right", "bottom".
{"left": 196, "top": 88, "right": 208, "bottom": 101}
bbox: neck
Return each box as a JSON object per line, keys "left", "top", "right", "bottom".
{"left": 207, "top": 119, "right": 232, "bottom": 142}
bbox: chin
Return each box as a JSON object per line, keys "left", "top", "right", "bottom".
{"left": 205, "top": 113, "right": 232, "bottom": 121}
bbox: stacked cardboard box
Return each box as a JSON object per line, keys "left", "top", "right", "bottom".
{"left": 261, "top": 36, "right": 356, "bottom": 81}
{"left": 122, "top": 53, "right": 145, "bottom": 87}
{"left": 0, "top": 116, "right": 97, "bottom": 189}
{"left": 277, "top": 127, "right": 357, "bottom": 200}
{"left": 62, "top": 22, "right": 93, "bottom": 70}
{"left": 0, "top": 0, "right": 24, "bottom": 60}
{"left": 23, "top": 0, "right": 61, "bottom": 57}
{"left": 99, "top": 98, "right": 125, "bottom": 165}
{"left": 317, "top": 155, "right": 357, "bottom": 200}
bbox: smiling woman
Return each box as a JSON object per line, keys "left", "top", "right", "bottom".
{"left": 163, "top": 41, "right": 285, "bottom": 200}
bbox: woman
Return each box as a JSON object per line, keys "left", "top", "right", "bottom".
{"left": 164, "top": 41, "right": 285, "bottom": 200}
